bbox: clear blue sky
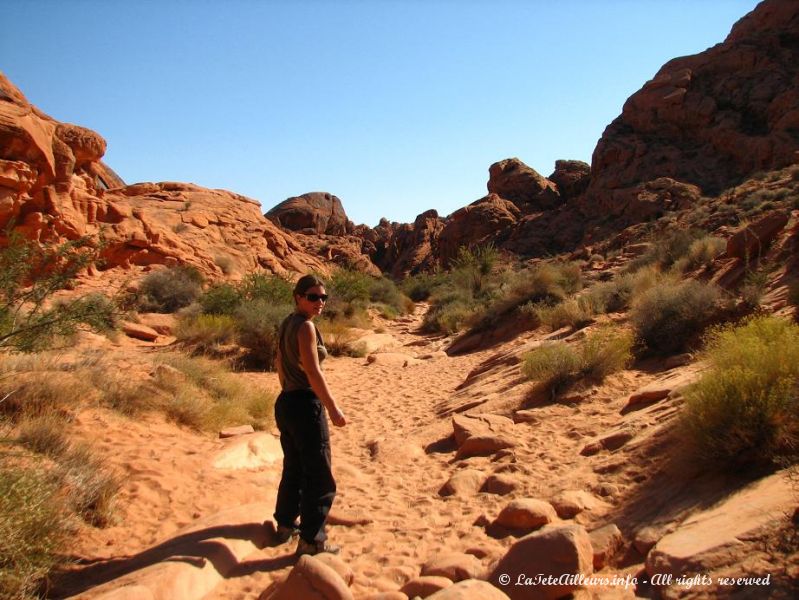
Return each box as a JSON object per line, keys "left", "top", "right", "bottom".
{"left": 3, "top": 0, "right": 760, "bottom": 227}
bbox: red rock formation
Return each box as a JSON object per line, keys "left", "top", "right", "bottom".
{"left": 587, "top": 0, "right": 799, "bottom": 217}
{"left": 266, "top": 191, "right": 353, "bottom": 235}
{"left": 367, "top": 210, "right": 445, "bottom": 278}
{"left": 438, "top": 194, "right": 520, "bottom": 265}
{"left": 549, "top": 159, "right": 590, "bottom": 201}
{"left": 487, "top": 157, "right": 560, "bottom": 212}
{"left": 0, "top": 72, "right": 329, "bottom": 281}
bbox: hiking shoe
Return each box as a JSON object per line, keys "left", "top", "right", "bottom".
{"left": 295, "top": 538, "right": 340, "bottom": 556}
{"left": 274, "top": 523, "right": 299, "bottom": 544}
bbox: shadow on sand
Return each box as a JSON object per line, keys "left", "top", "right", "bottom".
{"left": 49, "top": 522, "right": 297, "bottom": 598}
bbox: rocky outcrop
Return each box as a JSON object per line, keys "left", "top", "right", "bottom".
{"left": 0, "top": 72, "right": 329, "bottom": 282}
{"left": 487, "top": 158, "right": 560, "bottom": 212}
{"left": 438, "top": 194, "right": 520, "bottom": 265}
{"left": 587, "top": 0, "right": 799, "bottom": 217}
{"left": 548, "top": 159, "right": 590, "bottom": 201}
{"left": 368, "top": 210, "right": 445, "bottom": 277}
{"left": 266, "top": 192, "right": 353, "bottom": 236}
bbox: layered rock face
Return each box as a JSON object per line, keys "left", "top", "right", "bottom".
{"left": 587, "top": 0, "right": 799, "bottom": 217}
{"left": 266, "top": 191, "right": 353, "bottom": 236}
{"left": 0, "top": 72, "right": 326, "bottom": 280}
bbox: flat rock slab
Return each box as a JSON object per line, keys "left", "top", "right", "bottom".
{"left": 213, "top": 432, "right": 282, "bottom": 470}
{"left": 65, "top": 503, "right": 274, "bottom": 600}
{"left": 354, "top": 333, "right": 399, "bottom": 354}
{"left": 121, "top": 321, "right": 159, "bottom": 341}
{"left": 646, "top": 472, "right": 794, "bottom": 579}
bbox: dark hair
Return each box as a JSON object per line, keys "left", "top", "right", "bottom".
{"left": 294, "top": 274, "right": 326, "bottom": 297}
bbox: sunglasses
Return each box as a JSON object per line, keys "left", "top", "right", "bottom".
{"left": 304, "top": 293, "right": 329, "bottom": 302}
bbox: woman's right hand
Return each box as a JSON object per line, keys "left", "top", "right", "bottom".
{"left": 329, "top": 406, "right": 347, "bottom": 427}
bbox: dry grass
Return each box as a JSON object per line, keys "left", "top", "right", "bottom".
{"left": 521, "top": 325, "right": 634, "bottom": 398}
{"left": 683, "top": 315, "right": 799, "bottom": 466}
{"left": 0, "top": 457, "right": 70, "bottom": 600}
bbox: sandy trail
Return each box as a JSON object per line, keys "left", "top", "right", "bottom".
{"left": 212, "top": 303, "right": 503, "bottom": 598}
{"left": 57, "top": 304, "right": 674, "bottom": 599}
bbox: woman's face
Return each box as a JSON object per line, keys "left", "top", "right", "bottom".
{"left": 296, "top": 285, "right": 327, "bottom": 318}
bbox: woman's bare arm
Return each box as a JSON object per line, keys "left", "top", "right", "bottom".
{"left": 297, "top": 320, "right": 346, "bottom": 426}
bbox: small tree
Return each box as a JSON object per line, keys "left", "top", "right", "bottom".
{"left": 0, "top": 233, "right": 117, "bottom": 352}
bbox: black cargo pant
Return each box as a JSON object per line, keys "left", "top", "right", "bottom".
{"left": 273, "top": 389, "right": 336, "bottom": 543}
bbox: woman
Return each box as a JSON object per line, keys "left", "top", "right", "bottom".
{"left": 273, "top": 274, "right": 347, "bottom": 556}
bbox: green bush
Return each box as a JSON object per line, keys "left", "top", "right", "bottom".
{"left": 683, "top": 315, "right": 799, "bottom": 466}
{"left": 199, "top": 283, "right": 242, "bottom": 315}
{"left": 521, "top": 343, "right": 582, "bottom": 395}
{"left": 450, "top": 244, "right": 498, "bottom": 294}
{"left": 0, "top": 234, "right": 117, "bottom": 352}
{"left": 422, "top": 287, "right": 476, "bottom": 334}
{"left": 138, "top": 265, "right": 203, "bottom": 313}
{"left": 234, "top": 300, "right": 293, "bottom": 368}
{"left": 535, "top": 299, "right": 593, "bottom": 331}
{"left": 0, "top": 460, "right": 69, "bottom": 600}
{"left": 240, "top": 273, "right": 294, "bottom": 305}
{"left": 367, "top": 277, "right": 410, "bottom": 315}
{"left": 402, "top": 272, "right": 447, "bottom": 302}
{"left": 329, "top": 269, "right": 371, "bottom": 305}
{"left": 631, "top": 280, "right": 720, "bottom": 355}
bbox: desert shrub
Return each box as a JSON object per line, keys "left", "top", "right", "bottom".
{"left": 199, "top": 283, "right": 242, "bottom": 315}
{"left": 522, "top": 342, "right": 581, "bottom": 395}
{"left": 175, "top": 314, "right": 237, "bottom": 351}
{"left": 683, "top": 315, "right": 799, "bottom": 466}
{"left": 627, "top": 228, "right": 703, "bottom": 273}
{"left": 630, "top": 280, "right": 721, "bottom": 355}
{"left": 450, "top": 244, "right": 498, "bottom": 294}
{"left": 138, "top": 265, "right": 203, "bottom": 313}
{"left": 56, "top": 443, "right": 120, "bottom": 527}
{"left": 535, "top": 299, "right": 593, "bottom": 331}
{"left": 0, "top": 372, "right": 95, "bottom": 421}
{"left": 0, "top": 234, "right": 117, "bottom": 353}
{"left": 156, "top": 354, "right": 275, "bottom": 430}
{"left": 521, "top": 326, "right": 634, "bottom": 397}
{"left": 0, "top": 460, "right": 69, "bottom": 600}
{"left": 740, "top": 269, "right": 770, "bottom": 308}
{"left": 240, "top": 273, "right": 294, "bottom": 305}
{"left": 579, "top": 326, "right": 635, "bottom": 379}
{"left": 401, "top": 272, "right": 447, "bottom": 302}
{"left": 367, "top": 277, "right": 410, "bottom": 315}
{"left": 328, "top": 269, "right": 371, "bottom": 305}
{"left": 552, "top": 261, "right": 583, "bottom": 295}
{"left": 234, "top": 300, "right": 292, "bottom": 368}
{"left": 317, "top": 319, "right": 362, "bottom": 357}
{"left": 682, "top": 236, "right": 726, "bottom": 271}
{"left": 17, "top": 416, "right": 70, "bottom": 459}
{"left": 96, "top": 375, "right": 155, "bottom": 417}
{"left": 422, "top": 285, "right": 477, "bottom": 334}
